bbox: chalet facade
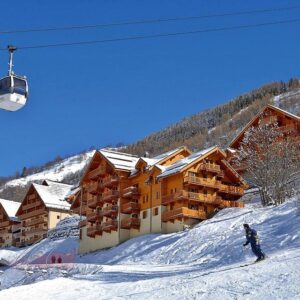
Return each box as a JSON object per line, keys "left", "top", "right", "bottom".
{"left": 0, "top": 199, "right": 21, "bottom": 247}
{"left": 16, "top": 180, "right": 73, "bottom": 247}
{"left": 78, "top": 147, "right": 246, "bottom": 254}
{"left": 227, "top": 104, "right": 300, "bottom": 173}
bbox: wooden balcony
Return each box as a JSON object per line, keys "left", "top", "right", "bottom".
{"left": 101, "top": 220, "right": 118, "bottom": 232}
{"left": 79, "top": 219, "right": 87, "bottom": 227}
{"left": 87, "top": 195, "right": 103, "bottom": 209}
{"left": 24, "top": 215, "right": 48, "bottom": 227}
{"left": 184, "top": 176, "right": 220, "bottom": 189}
{"left": 162, "top": 207, "right": 206, "bottom": 222}
{"left": 18, "top": 208, "right": 46, "bottom": 220}
{"left": 219, "top": 200, "right": 244, "bottom": 208}
{"left": 199, "top": 163, "right": 221, "bottom": 173}
{"left": 162, "top": 191, "right": 222, "bottom": 205}
{"left": 0, "top": 220, "right": 10, "bottom": 227}
{"left": 102, "top": 205, "right": 118, "bottom": 218}
{"left": 86, "top": 211, "right": 102, "bottom": 223}
{"left": 120, "top": 217, "right": 140, "bottom": 229}
{"left": 22, "top": 202, "right": 40, "bottom": 210}
{"left": 88, "top": 165, "right": 106, "bottom": 180}
{"left": 102, "top": 190, "right": 119, "bottom": 202}
{"left": 120, "top": 202, "right": 140, "bottom": 214}
{"left": 87, "top": 224, "right": 102, "bottom": 238}
{"left": 218, "top": 184, "right": 244, "bottom": 196}
{"left": 122, "top": 186, "right": 140, "bottom": 199}
{"left": 279, "top": 124, "right": 298, "bottom": 134}
{"left": 103, "top": 175, "right": 119, "bottom": 188}
{"left": 86, "top": 182, "right": 100, "bottom": 195}
{"left": 23, "top": 226, "right": 47, "bottom": 236}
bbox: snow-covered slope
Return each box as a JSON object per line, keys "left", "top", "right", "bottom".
{"left": 1, "top": 151, "right": 94, "bottom": 189}
{"left": 0, "top": 194, "right": 299, "bottom": 299}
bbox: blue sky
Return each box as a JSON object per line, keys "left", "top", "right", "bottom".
{"left": 0, "top": 0, "right": 300, "bottom": 176}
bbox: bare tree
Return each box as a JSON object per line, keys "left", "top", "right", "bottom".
{"left": 235, "top": 121, "right": 300, "bottom": 206}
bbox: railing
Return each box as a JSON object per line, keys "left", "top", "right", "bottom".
{"left": 88, "top": 195, "right": 103, "bottom": 209}
{"left": 102, "top": 190, "right": 119, "bottom": 202}
{"left": 24, "top": 216, "right": 48, "bottom": 227}
{"left": 218, "top": 200, "right": 244, "bottom": 208}
{"left": 88, "top": 165, "right": 106, "bottom": 179}
{"left": 183, "top": 176, "right": 220, "bottom": 189}
{"left": 218, "top": 184, "right": 244, "bottom": 195}
{"left": 102, "top": 205, "right": 118, "bottom": 217}
{"left": 279, "top": 124, "right": 298, "bottom": 134}
{"left": 86, "top": 211, "right": 102, "bottom": 223}
{"left": 86, "top": 181, "right": 99, "bottom": 194}
{"left": 87, "top": 225, "right": 102, "bottom": 237}
{"left": 22, "top": 202, "right": 40, "bottom": 210}
{"left": 23, "top": 226, "right": 47, "bottom": 236}
{"left": 122, "top": 186, "right": 140, "bottom": 199}
{"left": 120, "top": 202, "right": 140, "bottom": 214}
{"left": 103, "top": 175, "right": 119, "bottom": 187}
{"left": 79, "top": 219, "right": 87, "bottom": 227}
{"left": 101, "top": 220, "right": 118, "bottom": 231}
{"left": 121, "top": 217, "right": 140, "bottom": 229}
{"left": 199, "top": 163, "right": 221, "bottom": 173}
{"left": 162, "top": 191, "right": 222, "bottom": 205}
{"left": 18, "top": 208, "right": 46, "bottom": 220}
{"left": 0, "top": 220, "right": 10, "bottom": 227}
{"left": 162, "top": 207, "right": 206, "bottom": 222}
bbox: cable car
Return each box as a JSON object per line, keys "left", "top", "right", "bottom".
{"left": 0, "top": 46, "right": 28, "bottom": 112}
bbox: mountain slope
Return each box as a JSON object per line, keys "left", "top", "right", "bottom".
{"left": 0, "top": 194, "right": 299, "bottom": 299}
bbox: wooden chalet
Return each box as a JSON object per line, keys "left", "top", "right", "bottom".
{"left": 227, "top": 104, "right": 300, "bottom": 173}
{"left": 15, "top": 180, "right": 73, "bottom": 247}
{"left": 156, "top": 146, "right": 247, "bottom": 232}
{"left": 0, "top": 199, "right": 21, "bottom": 247}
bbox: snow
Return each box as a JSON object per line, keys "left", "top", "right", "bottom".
{"left": 99, "top": 149, "right": 139, "bottom": 171}
{"left": 33, "top": 182, "right": 72, "bottom": 210}
{"left": 157, "top": 146, "right": 216, "bottom": 178}
{"left": 0, "top": 199, "right": 20, "bottom": 219}
{"left": 2, "top": 151, "right": 94, "bottom": 189}
{"left": 0, "top": 194, "right": 299, "bottom": 299}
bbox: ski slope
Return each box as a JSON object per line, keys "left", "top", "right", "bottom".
{"left": 0, "top": 195, "right": 299, "bottom": 299}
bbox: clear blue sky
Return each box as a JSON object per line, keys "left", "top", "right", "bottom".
{"left": 1, "top": 0, "right": 300, "bottom": 176}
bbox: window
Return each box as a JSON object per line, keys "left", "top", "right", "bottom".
{"left": 153, "top": 207, "right": 159, "bottom": 216}
{"left": 57, "top": 215, "right": 60, "bottom": 220}
{"left": 156, "top": 191, "right": 160, "bottom": 200}
{"left": 142, "top": 211, "right": 147, "bottom": 219}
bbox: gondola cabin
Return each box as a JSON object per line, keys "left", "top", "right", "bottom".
{"left": 0, "top": 75, "right": 28, "bottom": 111}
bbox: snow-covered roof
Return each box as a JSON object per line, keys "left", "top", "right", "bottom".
{"left": 99, "top": 149, "right": 139, "bottom": 171}
{"left": 157, "top": 146, "right": 217, "bottom": 179}
{"left": 33, "top": 182, "right": 72, "bottom": 210}
{"left": 152, "top": 147, "right": 186, "bottom": 162}
{"left": 0, "top": 198, "right": 20, "bottom": 220}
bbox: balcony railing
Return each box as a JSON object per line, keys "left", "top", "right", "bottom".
{"left": 22, "top": 226, "right": 47, "bottom": 236}
{"left": 87, "top": 224, "right": 102, "bottom": 237}
{"left": 120, "top": 217, "right": 140, "bottom": 229}
{"left": 18, "top": 208, "right": 47, "bottom": 220}
{"left": 86, "top": 211, "right": 102, "bottom": 223}
{"left": 162, "top": 207, "right": 206, "bottom": 222}
{"left": 102, "top": 190, "right": 119, "bottom": 202}
{"left": 102, "top": 205, "right": 118, "bottom": 217}
{"left": 218, "top": 200, "right": 244, "bottom": 208}
{"left": 120, "top": 202, "right": 140, "bottom": 214}
{"left": 88, "top": 165, "right": 106, "bottom": 180}
{"left": 24, "top": 216, "right": 48, "bottom": 227}
{"left": 122, "top": 186, "right": 140, "bottom": 199}
{"left": 103, "top": 175, "right": 119, "bottom": 187}
{"left": 162, "top": 191, "right": 222, "bottom": 205}
{"left": 199, "top": 163, "right": 221, "bottom": 173}
{"left": 0, "top": 220, "right": 10, "bottom": 227}
{"left": 218, "top": 184, "right": 244, "bottom": 196}
{"left": 101, "top": 220, "right": 118, "bottom": 232}
{"left": 86, "top": 181, "right": 100, "bottom": 194}
{"left": 88, "top": 195, "right": 103, "bottom": 209}
{"left": 183, "top": 176, "right": 220, "bottom": 189}
{"left": 22, "top": 202, "right": 40, "bottom": 210}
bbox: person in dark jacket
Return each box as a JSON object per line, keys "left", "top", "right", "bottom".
{"left": 243, "top": 224, "right": 265, "bottom": 262}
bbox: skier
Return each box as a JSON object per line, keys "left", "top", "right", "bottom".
{"left": 243, "top": 224, "right": 265, "bottom": 262}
